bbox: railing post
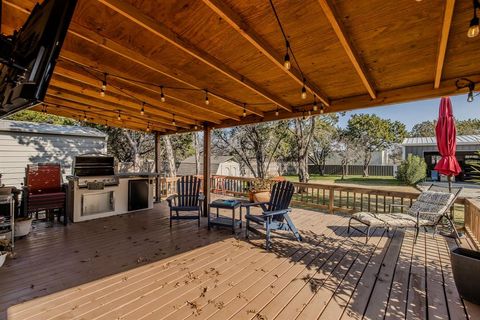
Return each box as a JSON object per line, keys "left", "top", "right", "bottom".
{"left": 328, "top": 187, "right": 334, "bottom": 214}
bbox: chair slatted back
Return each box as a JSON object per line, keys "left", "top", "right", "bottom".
{"left": 267, "top": 181, "right": 294, "bottom": 220}
{"left": 176, "top": 176, "right": 201, "bottom": 208}
{"left": 26, "top": 163, "right": 63, "bottom": 194}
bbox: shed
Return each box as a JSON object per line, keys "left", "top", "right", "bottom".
{"left": 0, "top": 120, "right": 107, "bottom": 188}
{"left": 177, "top": 155, "right": 239, "bottom": 177}
{"left": 402, "top": 135, "right": 480, "bottom": 181}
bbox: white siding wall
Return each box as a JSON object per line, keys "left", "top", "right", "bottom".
{"left": 0, "top": 132, "right": 106, "bottom": 188}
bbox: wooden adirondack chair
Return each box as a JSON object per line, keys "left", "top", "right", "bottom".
{"left": 166, "top": 176, "right": 203, "bottom": 227}
{"left": 242, "top": 181, "right": 302, "bottom": 249}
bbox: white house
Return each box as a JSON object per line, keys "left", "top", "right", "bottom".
{"left": 0, "top": 120, "right": 107, "bottom": 188}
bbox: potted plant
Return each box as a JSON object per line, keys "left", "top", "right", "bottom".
{"left": 248, "top": 178, "right": 271, "bottom": 202}
{"left": 15, "top": 215, "right": 33, "bottom": 237}
{"left": 0, "top": 240, "right": 9, "bottom": 268}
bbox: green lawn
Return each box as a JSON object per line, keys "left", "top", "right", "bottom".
{"left": 284, "top": 174, "right": 405, "bottom": 186}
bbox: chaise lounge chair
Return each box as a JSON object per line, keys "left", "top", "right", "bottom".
{"left": 242, "top": 181, "right": 302, "bottom": 249}
{"left": 347, "top": 184, "right": 462, "bottom": 242}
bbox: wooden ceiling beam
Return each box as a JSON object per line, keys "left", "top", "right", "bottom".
{"left": 48, "top": 78, "right": 192, "bottom": 128}
{"left": 53, "top": 64, "right": 227, "bottom": 124}
{"left": 44, "top": 95, "right": 173, "bottom": 131}
{"left": 202, "top": 0, "right": 330, "bottom": 107}
{"left": 317, "top": 0, "right": 376, "bottom": 99}
{"left": 434, "top": 0, "right": 455, "bottom": 89}
{"left": 3, "top": 2, "right": 263, "bottom": 118}
{"left": 97, "top": 0, "right": 290, "bottom": 112}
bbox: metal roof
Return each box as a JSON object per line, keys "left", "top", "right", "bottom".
{"left": 0, "top": 120, "right": 107, "bottom": 138}
{"left": 402, "top": 135, "right": 480, "bottom": 146}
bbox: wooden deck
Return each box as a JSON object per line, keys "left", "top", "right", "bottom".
{"left": 1, "top": 201, "right": 479, "bottom": 320}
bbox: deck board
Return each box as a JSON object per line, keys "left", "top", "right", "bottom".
{"left": 0, "top": 201, "right": 478, "bottom": 320}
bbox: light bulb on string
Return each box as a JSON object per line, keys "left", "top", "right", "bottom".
{"left": 313, "top": 96, "right": 318, "bottom": 112}
{"left": 194, "top": 124, "right": 198, "bottom": 130}
{"left": 468, "top": 82, "right": 476, "bottom": 102}
{"left": 172, "top": 114, "right": 176, "bottom": 126}
{"left": 301, "top": 81, "right": 307, "bottom": 100}
{"left": 100, "top": 73, "right": 107, "bottom": 97}
{"left": 275, "top": 107, "right": 279, "bottom": 117}
{"left": 468, "top": 1, "right": 480, "bottom": 38}
{"left": 243, "top": 104, "right": 247, "bottom": 118}
{"left": 146, "top": 122, "right": 151, "bottom": 132}
{"left": 117, "top": 110, "right": 121, "bottom": 121}
{"left": 284, "top": 41, "right": 291, "bottom": 70}
{"left": 320, "top": 104, "right": 325, "bottom": 114}
{"left": 205, "top": 90, "right": 210, "bottom": 105}
{"left": 140, "top": 102, "right": 145, "bottom": 116}
{"left": 83, "top": 112, "right": 88, "bottom": 122}
{"left": 160, "top": 86, "right": 166, "bottom": 102}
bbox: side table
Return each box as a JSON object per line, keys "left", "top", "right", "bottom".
{"left": 208, "top": 199, "right": 243, "bottom": 233}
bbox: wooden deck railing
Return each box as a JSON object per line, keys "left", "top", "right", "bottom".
{"left": 465, "top": 198, "right": 480, "bottom": 249}
{"left": 159, "top": 175, "right": 476, "bottom": 242}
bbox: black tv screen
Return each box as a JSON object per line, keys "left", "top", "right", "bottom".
{"left": 0, "top": 0, "right": 77, "bottom": 117}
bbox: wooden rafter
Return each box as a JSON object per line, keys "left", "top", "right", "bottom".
{"left": 317, "top": 0, "right": 376, "bottom": 99}
{"left": 54, "top": 63, "right": 236, "bottom": 123}
{"left": 97, "top": 0, "right": 292, "bottom": 112}
{"left": 434, "top": 0, "right": 455, "bottom": 89}
{"left": 202, "top": 0, "right": 330, "bottom": 107}
{"left": 3, "top": 1, "right": 262, "bottom": 118}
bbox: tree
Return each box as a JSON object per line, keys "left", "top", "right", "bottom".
{"left": 347, "top": 114, "right": 407, "bottom": 177}
{"left": 456, "top": 119, "right": 480, "bottom": 135}
{"left": 192, "top": 132, "right": 202, "bottom": 175}
{"left": 286, "top": 117, "right": 316, "bottom": 184}
{"left": 410, "top": 120, "right": 435, "bottom": 137}
{"left": 333, "top": 128, "right": 359, "bottom": 179}
{"left": 213, "top": 122, "right": 288, "bottom": 179}
{"left": 308, "top": 115, "right": 339, "bottom": 176}
{"left": 396, "top": 154, "right": 427, "bottom": 185}
{"left": 6, "top": 110, "right": 77, "bottom": 125}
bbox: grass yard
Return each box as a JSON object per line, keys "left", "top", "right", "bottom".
{"left": 284, "top": 174, "right": 405, "bottom": 186}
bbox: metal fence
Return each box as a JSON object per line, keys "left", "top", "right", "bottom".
{"left": 308, "top": 164, "right": 395, "bottom": 176}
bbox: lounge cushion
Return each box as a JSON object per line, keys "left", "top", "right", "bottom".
{"left": 406, "top": 190, "right": 454, "bottom": 223}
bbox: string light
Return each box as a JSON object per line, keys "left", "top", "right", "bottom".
{"left": 301, "top": 82, "right": 307, "bottom": 100}
{"left": 140, "top": 102, "right": 145, "bottom": 116}
{"left": 160, "top": 86, "right": 166, "bottom": 102}
{"left": 172, "top": 114, "right": 176, "bottom": 126}
{"left": 100, "top": 73, "right": 107, "bottom": 97}
{"left": 313, "top": 96, "right": 318, "bottom": 112}
{"left": 194, "top": 123, "right": 198, "bottom": 130}
{"left": 468, "top": 0, "right": 480, "bottom": 38}
{"left": 320, "top": 104, "right": 325, "bottom": 114}
{"left": 205, "top": 90, "right": 210, "bottom": 105}
{"left": 468, "top": 82, "right": 476, "bottom": 102}
{"left": 275, "top": 106, "right": 279, "bottom": 117}
{"left": 455, "top": 78, "right": 476, "bottom": 102}
{"left": 117, "top": 110, "right": 121, "bottom": 121}
{"left": 83, "top": 112, "right": 88, "bottom": 122}
{"left": 284, "top": 42, "right": 291, "bottom": 70}
{"left": 146, "top": 122, "right": 151, "bottom": 132}
{"left": 243, "top": 103, "right": 247, "bottom": 118}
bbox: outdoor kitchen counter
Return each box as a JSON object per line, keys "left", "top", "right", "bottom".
{"left": 116, "top": 172, "right": 159, "bottom": 178}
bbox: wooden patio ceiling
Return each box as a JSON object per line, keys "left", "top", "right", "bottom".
{"left": 2, "top": 0, "right": 479, "bottom": 134}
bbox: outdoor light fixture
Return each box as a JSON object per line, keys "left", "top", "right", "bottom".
{"left": 83, "top": 112, "right": 87, "bottom": 122}
{"left": 313, "top": 96, "right": 318, "bottom": 112}
{"left": 160, "top": 86, "right": 166, "bottom": 102}
{"left": 455, "top": 78, "right": 476, "bottom": 102}
{"left": 284, "top": 41, "right": 291, "bottom": 70}
{"left": 205, "top": 90, "right": 210, "bottom": 105}
{"left": 140, "top": 102, "right": 145, "bottom": 116}
{"left": 301, "top": 84, "right": 307, "bottom": 100}
{"left": 146, "top": 122, "right": 151, "bottom": 132}
{"left": 320, "top": 104, "right": 325, "bottom": 114}
{"left": 100, "top": 73, "right": 107, "bottom": 97}
{"left": 468, "top": 0, "right": 480, "bottom": 38}
{"left": 275, "top": 107, "right": 279, "bottom": 117}
{"left": 194, "top": 123, "right": 198, "bottom": 130}
{"left": 172, "top": 114, "right": 176, "bottom": 126}
{"left": 117, "top": 110, "right": 121, "bottom": 121}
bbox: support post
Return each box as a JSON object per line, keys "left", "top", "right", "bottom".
{"left": 203, "top": 124, "right": 211, "bottom": 217}
{"left": 154, "top": 132, "right": 161, "bottom": 203}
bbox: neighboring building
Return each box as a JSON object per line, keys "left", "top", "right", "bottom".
{"left": 0, "top": 120, "right": 107, "bottom": 188}
{"left": 324, "top": 150, "right": 391, "bottom": 165}
{"left": 177, "top": 155, "right": 240, "bottom": 176}
{"left": 402, "top": 135, "right": 480, "bottom": 181}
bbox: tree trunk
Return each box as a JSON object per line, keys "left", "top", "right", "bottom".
{"left": 363, "top": 151, "right": 372, "bottom": 177}
{"left": 163, "top": 135, "right": 176, "bottom": 177}
{"left": 193, "top": 133, "right": 201, "bottom": 175}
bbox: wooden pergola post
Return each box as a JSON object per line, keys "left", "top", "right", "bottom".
{"left": 154, "top": 131, "right": 161, "bottom": 203}
{"left": 202, "top": 124, "right": 211, "bottom": 217}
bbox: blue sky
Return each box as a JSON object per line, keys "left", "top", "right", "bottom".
{"left": 337, "top": 94, "right": 480, "bottom": 130}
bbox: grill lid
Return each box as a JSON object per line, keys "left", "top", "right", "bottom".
{"left": 73, "top": 155, "right": 115, "bottom": 176}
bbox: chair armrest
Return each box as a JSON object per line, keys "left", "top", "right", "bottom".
{"left": 241, "top": 201, "right": 269, "bottom": 208}
{"left": 198, "top": 194, "right": 205, "bottom": 201}
{"left": 389, "top": 203, "right": 410, "bottom": 213}
{"left": 166, "top": 194, "right": 177, "bottom": 206}
{"left": 263, "top": 208, "right": 292, "bottom": 217}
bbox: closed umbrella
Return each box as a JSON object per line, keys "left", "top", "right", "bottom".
{"left": 434, "top": 96, "right": 461, "bottom": 189}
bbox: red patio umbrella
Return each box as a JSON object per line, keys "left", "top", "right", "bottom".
{"left": 434, "top": 97, "right": 461, "bottom": 190}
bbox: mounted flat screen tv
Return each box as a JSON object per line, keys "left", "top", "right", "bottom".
{"left": 0, "top": 0, "right": 77, "bottom": 117}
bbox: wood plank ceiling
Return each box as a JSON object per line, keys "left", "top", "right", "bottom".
{"left": 1, "top": 0, "right": 480, "bottom": 134}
